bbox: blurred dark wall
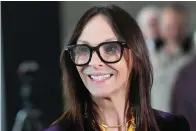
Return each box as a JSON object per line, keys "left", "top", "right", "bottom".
{"left": 2, "top": 2, "right": 63, "bottom": 131}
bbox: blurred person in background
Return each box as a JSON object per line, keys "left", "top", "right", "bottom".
{"left": 171, "top": 55, "right": 196, "bottom": 131}
{"left": 171, "top": 30, "right": 196, "bottom": 131}
{"left": 12, "top": 61, "right": 45, "bottom": 131}
{"left": 151, "top": 3, "right": 195, "bottom": 113}
{"left": 136, "top": 5, "right": 161, "bottom": 53}
{"left": 194, "top": 30, "right": 196, "bottom": 49}
{"left": 44, "top": 5, "right": 189, "bottom": 131}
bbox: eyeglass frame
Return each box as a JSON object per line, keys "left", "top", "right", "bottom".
{"left": 65, "top": 41, "right": 129, "bottom": 66}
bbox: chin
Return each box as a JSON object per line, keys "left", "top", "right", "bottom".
{"left": 89, "top": 87, "right": 123, "bottom": 99}
{"left": 90, "top": 90, "right": 112, "bottom": 99}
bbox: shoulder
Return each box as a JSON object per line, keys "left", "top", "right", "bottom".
{"left": 154, "top": 109, "right": 190, "bottom": 131}
{"left": 43, "top": 111, "right": 79, "bottom": 131}
{"left": 43, "top": 124, "right": 62, "bottom": 131}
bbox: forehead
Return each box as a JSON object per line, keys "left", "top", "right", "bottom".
{"left": 77, "top": 15, "right": 118, "bottom": 45}
{"left": 162, "top": 9, "right": 185, "bottom": 24}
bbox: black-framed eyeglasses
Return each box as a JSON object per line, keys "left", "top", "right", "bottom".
{"left": 65, "top": 41, "right": 129, "bottom": 66}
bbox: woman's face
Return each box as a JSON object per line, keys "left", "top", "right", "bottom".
{"left": 76, "top": 15, "right": 132, "bottom": 98}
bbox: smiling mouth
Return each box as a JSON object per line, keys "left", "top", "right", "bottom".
{"left": 88, "top": 74, "right": 113, "bottom": 81}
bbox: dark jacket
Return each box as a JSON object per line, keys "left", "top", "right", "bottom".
{"left": 44, "top": 110, "right": 190, "bottom": 131}
{"left": 171, "top": 56, "right": 196, "bottom": 131}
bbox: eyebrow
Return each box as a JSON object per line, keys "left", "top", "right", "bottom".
{"left": 77, "top": 37, "right": 118, "bottom": 45}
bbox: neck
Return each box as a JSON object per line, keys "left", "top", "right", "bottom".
{"left": 92, "top": 88, "right": 130, "bottom": 127}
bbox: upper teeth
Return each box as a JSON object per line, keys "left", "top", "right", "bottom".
{"left": 90, "top": 74, "right": 111, "bottom": 81}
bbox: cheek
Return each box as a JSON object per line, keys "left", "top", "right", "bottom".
{"left": 110, "top": 59, "right": 131, "bottom": 93}
{"left": 119, "top": 57, "right": 133, "bottom": 91}
{"left": 114, "top": 56, "right": 132, "bottom": 80}
{"left": 76, "top": 66, "right": 81, "bottom": 74}
{"left": 76, "top": 67, "right": 85, "bottom": 81}
{"left": 124, "top": 50, "right": 133, "bottom": 72}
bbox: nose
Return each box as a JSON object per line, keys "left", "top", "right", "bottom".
{"left": 88, "top": 51, "right": 104, "bottom": 67}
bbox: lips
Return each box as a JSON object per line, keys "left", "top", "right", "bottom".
{"left": 88, "top": 74, "right": 113, "bottom": 81}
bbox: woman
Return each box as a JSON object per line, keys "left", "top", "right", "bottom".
{"left": 45, "top": 5, "right": 189, "bottom": 131}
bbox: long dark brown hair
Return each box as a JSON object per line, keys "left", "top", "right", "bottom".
{"left": 57, "top": 4, "right": 159, "bottom": 131}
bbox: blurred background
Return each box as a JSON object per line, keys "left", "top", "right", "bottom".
{"left": 1, "top": 1, "right": 196, "bottom": 131}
